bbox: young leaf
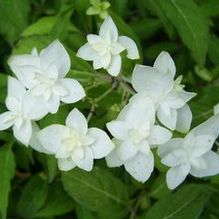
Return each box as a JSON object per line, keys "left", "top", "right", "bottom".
{"left": 141, "top": 184, "right": 215, "bottom": 219}
{"left": 0, "top": 144, "right": 15, "bottom": 219}
{"left": 157, "top": 0, "right": 209, "bottom": 66}
{"left": 61, "top": 167, "right": 130, "bottom": 219}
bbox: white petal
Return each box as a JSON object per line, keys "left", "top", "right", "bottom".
{"left": 93, "top": 57, "right": 104, "bottom": 69}
{"left": 7, "top": 76, "right": 26, "bottom": 101}
{"left": 87, "top": 34, "right": 104, "bottom": 45}
{"left": 214, "top": 103, "right": 219, "bottom": 115}
{"left": 88, "top": 128, "right": 114, "bottom": 159}
{"left": 176, "top": 104, "right": 192, "bottom": 133}
{"left": 106, "top": 148, "right": 123, "bottom": 167}
{"left": 158, "top": 138, "right": 184, "bottom": 158}
{"left": 118, "top": 36, "right": 139, "bottom": 59}
{"left": 131, "top": 65, "right": 173, "bottom": 99}
{"left": 190, "top": 151, "right": 219, "bottom": 177}
{"left": 58, "top": 158, "right": 76, "bottom": 171}
{"left": 40, "top": 40, "right": 71, "bottom": 78}
{"left": 106, "top": 54, "right": 121, "bottom": 76}
{"left": 8, "top": 55, "right": 40, "bottom": 89}
{"left": 118, "top": 140, "right": 138, "bottom": 161}
{"left": 37, "top": 125, "right": 70, "bottom": 154}
{"left": 45, "top": 94, "right": 60, "bottom": 114}
{"left": 166, "top": 166, "right": 188, "bottom": 190}
{"left": 148, "top": 125, "right": 172, "bottom": 146}
{"left": 99, "top": 16, "right": 118, "bottom": 42}
{"left": 65, "top": 108, "right": 88, "bottom": 134}
{"left": 161, "top": 149, "right": 187, "bottom": 167}
{"left": 29, "top": 122, "right": 51, "bottom": 153}
{"left": 192, "top": 135, "right": 215, "bottom": 157}
{"left": 120, "top": 97, "right": 155, "bottom": 129}
{"left": 157, "top": 105, "right": 177, "bottom": 130}
{"left": 22, "top": 93, "right": 48, "bottom": 120}
{"left": 77, "top": 43, "right": 98, "bottom": 61}
{"left": 153, "top": 51, "right": 176, "bottom": 78}
{"left": 106, "top": 120, "right": 129, "bottom": 140}
{"left": 13, "top": 120, "right": 32, "bottom": 146}
{"left": 124, "top": 151, "right": 154, "bottom": 183}
{"left": 59, "top": 79, "right": 85, "bottom": 103}
{"left": 190, "top": 114, "right": 219, "bottom": 138}
{"left": 0, "top": 111, "right": 15, "bottom": 130}
{"left": 74, "top": 147, "right": 94, "bottom": 171}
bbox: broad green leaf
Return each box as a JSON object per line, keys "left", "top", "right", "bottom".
{"left": 149, "top": 174, "right": 171, "bottom": 200}
{"left": 131, "top": 18, "right": 162, "bottom": 40}
{"left": 35, "top": 182, "right": 74, "bottom": 217}
{"left": 0, "top": 73, "right": 7, "bottom": 104}
{"left": 61, "top": 167, "right": 130, "bottom": 219}
{"left": 22, "top": 16, "right": 58, "bottom": 37}
{"left": 156, "top": 0, "right": 209, "bottom": 66}
{"left": 46, "top": 156, "right": 57, "bottom": 183}
{"left": 200, "top": 0, "right": 219, "bottom": 18}
{"left": 208, "top": 35, "right": 219, "bottom": 66}
{"left": 141, "top": 184, "right": 215, "bottom": 219}
{"left": 0, "top": 144, "right": 15, "bottom": 219}
{"left": 17, "top": 175, "right": 48, "bottom": 218}
{"left": 0, "top": 0, "right": 30, "bottom": 44}
{"left": 144, "top": 0, "right": 176, "bottom": 39}
{"left": 12, "top": 35, "right": 53, "bottom": 55}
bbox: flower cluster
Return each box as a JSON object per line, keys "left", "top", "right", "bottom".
{"left": 1, "top": 16, "right": 219, "bottom": 190}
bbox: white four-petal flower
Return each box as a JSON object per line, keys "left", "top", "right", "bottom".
{"left": 131, "top": 51, "right": 196, "bottom": 132}
{"left": 0, "top": 77, "right": 43, "bottom": 145}
{"left": 37, "top": 108, "right": 115, "bottom": 171}
{"left": 106, "top": 97, "right": 172, "bottom": 182}
{"left": 158, "top": 114, "right": 219, "bottom": 190}
{"left": 8, "top": 40, "right": 85, "bottom": 117}
{"left": 77, "top": 16, "right": 139, "bottom": 76}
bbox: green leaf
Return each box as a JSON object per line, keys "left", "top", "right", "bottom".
{"left": 208, "top": 35, "right": 219, "bottom": 66}
{"left": 141, "top": 184, "right": 215, "bottom": 219}
{"left": 12, "top": 35, "right": 53, "bottom": 55}
{"left": 35, "top": 182, "right": 74, "bottom": 217}
{"left": 22, "top": 16, "right": 58, "bottom": 37}
{"left": 156, "top": 0, "right": 209, "bottom": 66}
{"left": 17, "top": 175, "right": 48, "bottom": 218}
{"left": 200, "top": 0, "right": 219, "bottom": 18}
{"left": 190, "top": 85, "right": 219, "bottom": 126}
{"left": 0, "top": 73, "right": 7, "bottom": 104}
{"left": 61, "top": 167, "right": 130, "bottom": 219}
{"left": 0, "top": 144, "right": 15, "bottom": 219}
{"left": 0, "top": 0, "right": 30, "bottom": 44}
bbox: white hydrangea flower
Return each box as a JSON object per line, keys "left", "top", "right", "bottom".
{"left": 8, "top": 40, "right": 85, "bottom": 117}
{"left": 158, "top": 114, "right": 219, "bottom": 190}
{"left": 106, "top": 97, "right": 172, "bottom": 182}
{"left": 77, "top": 16, "right": 139, "bottom": 76}
{"left": 214, "top": 103, "right": 219, "bottom": 115}
{"left": 131, "top": 51, "right": 196, "bottom": 132}
{"left": 0, "top": 77, "right": 44, "bottom": 145}
{"left": 37, "top": 108, "right": 115, "bottom": 171}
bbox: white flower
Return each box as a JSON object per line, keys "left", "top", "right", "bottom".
{"left": 0, "top": 77, "right": 44, "bottom": 145}
{"left": 8, "top": 40, "right": 85, "bottom": 117}
{"left": 37, "top": 108, "right": 115, "bottom": 171}
{"left": 131, "top": 51, "right": 196, "bottom": 132}
{"left": 77, "top": 16, "right": 139, "bottom": 77}
{"left": 158, "top": 114, "right": 219, "bottom": 190}
{"left": 106, "top": 97, "right": 172, "bottom": 182}
{"left": 214, "top": 103, "right": 219, "bottom": 115}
